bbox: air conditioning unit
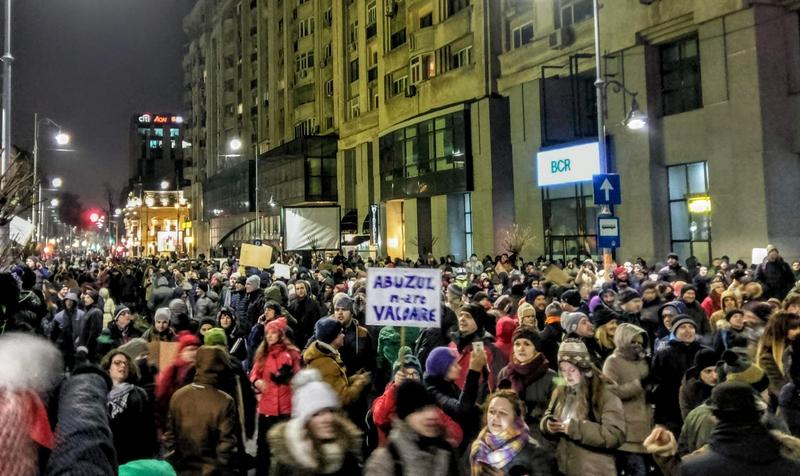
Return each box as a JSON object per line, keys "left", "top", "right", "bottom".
{"left": 548, "top": 26, "right": 575, "bottom": 50}
{"left": 385, "top": 1, "right": 398, "bottom": 18}
{"left": 404, "top": 84, "right": 417, "bottom": 97}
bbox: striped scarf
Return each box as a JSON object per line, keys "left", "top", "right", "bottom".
{"left": 470, "top": 417, "right": 529, "bottom": 475}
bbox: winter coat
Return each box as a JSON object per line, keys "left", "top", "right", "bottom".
{"left": 424, "top": 371, "right": 481, "bottom": 449}
{"left": 680, "top": 422, "right": 800, "bottom": 476}
{"left": 651, "top": 338, "right": 703, "bottom": 435}
{"left": 678, "top": 376, "right": 713, "bottom": 421}
{"left": 229, "top": 290, "right": 248, "bottom": 325}
{"left": 195, "top": 290, "right": 220, "bottom": 322}
{"left": 448, "top": 330, "right": 507, "bottom": 396}
{"left": 541, "top": 379, "right": 626, "bottom": 476}
{"left": 108, "top": 383, "right": 155, "bottom": 464}
{"left": 308, "top": 317, "right": 376, "bottom": 376}
{"left": 303, "top": 341, "right": 369, "bottom": 406}
{"left": 497, "top": 355, "right": 556, "bottom": 433}
{"left": 149, "top": 282, "right": 174, "bottom": 312}
{"left": 602, "top": 324, "right": 651, "bottom": 453}
{"left": 756, "top": 258, "right": 795, "bottom": 300}
{"left": 657, "top": 265, "right": 691, "bottom": 283}
{"left": 100, "top": 289, "right": 115, "bottom": 329}
{"left": 779, "top": 381, "right": 800, "bottom": 437}
{"left": 759, "top": 343, "right": 788, "bottom": 398}
{"left": 288, "top": 295, "right": 323, "bottom": 346}
{"left": 141, "top": 326, "right": 176, "bottom": 343}
{"left": 163, "top": 347, "right": 238, "bottom": 476}
{"left": 538, "top": 322, "right": 564, "bottom": 371}
{"left": 250, "top": 343, "right": 302, "bottom": 417}
{"left": 245, "top": 288, "right": 266, "bottom": 331}
{"left": 106, "top": 320, "right": 143, "bottom": 350}
{"left": 679, "top": 300, "right": 711, "bottom": 336}
{"left": 80, "top": 304, "right": 104, "bottom": 362}
{"left": 268, "top": 414, "right": 363, "bottom": 476}
{"left": 365, "top": 420, "right": 457, "bottom": 476}
{"left": 494, "top": 317, "right": 517, "bottom": 361}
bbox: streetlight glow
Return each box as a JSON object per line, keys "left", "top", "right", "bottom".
{"left": 51, "top": 177, "right": 63, "bottom": 188}
{"left": 55, "top": 132, "right": 70, "bottom": 146}
{"left": 160, "top": 180, "right": 170, "bottom": 190}
{"left": 229, "top": 138, "right": 242, "bottom": 151}
{"left": 50, "top": 198, "right": 60, "bottom": 207}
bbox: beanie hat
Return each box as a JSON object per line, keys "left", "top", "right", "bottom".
{"left": 667, "top": 253, "right": 679, "bottom": 261}
{"left": 525, "top": 288, "right": 544, "bottom": 304}
{"left": 561, "top": 312, "right": 588, "bottom": 335}
{"left": 291, "top": 369, "right": 340, "bottom": 425}
{"left": 670, "top": 316, "right": 697, "bottom": 334}
{"left": 332, "top": 293, "right": 353, "bottom": 311}
{"left": 680, "top": 284, "right": 697, "bottom": 297}
{"left": 118, "top": 338, "right": 149, "bottom": 360}
{"left": 266, "top": 316, "right": 288, "bottom": 336}
{"left": 464, "top": 284, "right": 482, "bottom": 301}
{"left": 718, "top": 349, "right": 769, "bottom": 392}
{"left": 85, "top": 289, "right": 100, "bottom": 304}
{"left": 560, "top": 289, "right": 582, "bottom": 307}
{"left": 558, "top": 338, "right": 593, "bottom": 370}
{"left": 545, "top": 301, "right": 563, "bottom": 318}
{"left": 724, "top": 308, "right": 744, "bottom": 321}
{"left": 461, "top": 303, "right": 488, "bottom": 332}
{"left": 425, "top": 347, "right": 457, "bottom": 378}
{"left": 316, "top": 317, "right": 343, "bottom": 345}
{"left": 395, "top": 380, "right": 436, "bottom": 419}
{"left": 392, "top": 346, "right": 422, "bottom": 377}
{"left": 472, "top": 291, "right": 489, "bottom": 304}
{"left": 708, "top": 381, "right": 765, "bottom": 421}
{"left": 198, "top": 282, "right": 209, "bottom": 293}
{"left": 154, "top": 307, "right": 171, "bottom": 323}
{"left": 204, "top": 328, "right": 228, "bottom": 347}
{"left": 168, "top": 298, "right": 189, "bottom": 318}
{"left": 119, "top": 459, "right": 177, "bottom": 476}
{"left": 446, "top": 283, "right": 464, "bottom": 299}
{"left": 113, "top": 305, "right": 131, "bottom": 322}
{"left": 177, "top": 331, "right": 200, "bottom": 352}
{"left": 617, "top": 288, "right": 641, "bottom": 305}
{"left": 512, "top": 326, "right": 542, "bottom": 350}
{"left": 510, "top": 283, "right": 526, "bottom": 297}
{"left": 613, "top": 267, "right": 628, "bottom": 278}
{"left": 766, "top": 244, "right": 778, "bottom": 255}
{"left": 493, "top": 295, "right": 513, "bottom": 313}
{"left": 685, "top": 347, "right": 719, "bottom": 379}
{"left": 749, "top": 302, "right": 773, "bottom": 322}
{"left": 246, "top": 274, "right": 261, "bottom": 289}
{"left": 236, "top": 275, "right": 247, "bottom": 285}
{"left": 588, "top": 295, "right": 603, "bottom": 313}
{"left": 517, "top": 302, "right": 536, "bottom": 318}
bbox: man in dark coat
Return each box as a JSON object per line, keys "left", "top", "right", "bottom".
{"left": 658, "top": 253, "right": 692, "bottom": 283}
{"left": 148, "top": 277, "right": 173, "bottom": 313}
{"left": 287, "top": 279, "right": 322, "bottom": 347}
{"left": 756, "top": 245, "right": 796, "bottom": 300}
{"left": 79, "top": 289, "right": 105, "bottom": 363}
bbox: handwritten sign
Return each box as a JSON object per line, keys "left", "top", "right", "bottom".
{"left": 239, "top": 243, "right": 273, "bottom": 269}
{"left": 366, "top": 267, "right": 441, "bottom": 328}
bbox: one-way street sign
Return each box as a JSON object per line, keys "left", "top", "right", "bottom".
{"left": 593, "top": 173, "right": 621, "bottom": 205}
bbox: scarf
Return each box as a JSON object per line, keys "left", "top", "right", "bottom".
{"left": 545, "top": 315, "right": 561, "bottom": 326}
{"left": 108, "top": 382, "right": 134, "bottom": 419}
{"left": 470, "top": 417, "right": 529, "bottom": 475}
{"left": 504, "top": 353, "right": 550, "bottom": 393}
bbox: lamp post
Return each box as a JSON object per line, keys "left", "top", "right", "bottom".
{"left": 32, "top": 113, "right": 69, "bottom": 242}
{"left": 228, "top": 137, "right": 261, "bottom": 239}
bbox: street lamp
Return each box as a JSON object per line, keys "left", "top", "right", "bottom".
{"left": 229, "top": 138, "right": 242, "bottom": 151}
{"left": 160, "top": 180, "right": 170, "bottom": 190}
{"left": 51, "top": 177, "right": 63, "bottom": 188}
{"left": 33, "top": 113, "right": 70, "bottom": 242}
{"left": 50, "top": 198, "right": 59, "bottom": 207}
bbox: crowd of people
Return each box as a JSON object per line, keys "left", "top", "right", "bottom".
{"left": 2, "top": 246, "right": 800, "bottom": 475}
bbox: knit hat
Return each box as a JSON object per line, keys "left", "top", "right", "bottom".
{"left": 392, "top": 346, "right": 422, "bottom": 377}
{"left": 685, "top": 348, "right": 719, "bottom": 379}
{"left": 617, "top": 288, "right": 641, "bottom": 305}
{"left": 561, "top": 312, "right": 588, "bottom": 335}
{"left": 707, "top": 381, "right": 766, "bottom": 421}
{"left": 246, "top": 274, "right": 261, "bottom": 289}
{"left": 558, "top": 338, "right": 593, "bottom": 370}
{"left": 472, "top": 291, "right": 489, "bottom": 304}
{"left": 517, "top": 302, "right": 536, "bottom": 318}
{"left": 236, "top": 275, "right": 247, "bottom": 285}
{"left": 680, "top": 284, "right": 697, "bottom": 297}
{"left": 512, "top": 326, "right": 542, "bottom": 350}
{"left": 667, "top": 253, "right": 679, "bottom": 261}
{"left": 560, "top": 289, "right": 582, "bottom": 308}
{"left": 544, "top": 301, "right": 563, "bottom": 318}
{"left": 113, "top": 305, "right": 131, "bottom": 322}
{"left": 154, "top": 307, "right": 171, "bottom": 323}
{"left": 204, "top": 328, "right": 228, "bottom": 347}
{"left": 446, "top": 283, "right": 463, "bottom": 300}
{"left": 465, "top": 284, "right": 482, "bottom": 301}
{"left": 766, "top": 244, "right": 778, "bottom": 255}
{"left": 119, "top": 459, "right": 177, "bottom": 476}
{"left": 395, "top": 380, "right": 436, "bottom": 419}
{"left": 717, "top": 349, "right": 769, "bottom": 392}
{"left": 316, "top": 317, "right": 343, "bottom": 345}
{"left": 670, "top": 316, "right": 697, "bottom": 334}
{"left": 118, "top": 338, "right": 149, "bottom": 359}
{"left": 425, "top": 347, "right": 458, "bottom": 378}
{"left": 266, "top": 316, "right": 289, "bottom": 336}
{"left": 198, "top": 282, "right": 209, "bottom": 293}
{"left": 332, "top": 292, "right": 353, "bottom": 311}
{"left": 177, "top": 331, "right": 200, "bottom": 352}
{"left": 460, "top": 303, "right": 488, "bottom": 332}
{"left": 291, "top": 368, "right": 340, "bottom": 425}
{"left": 525, "top": 288, "right": 544, "bottom": 304}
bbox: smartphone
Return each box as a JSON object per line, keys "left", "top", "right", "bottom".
{"left": 473, "top": 341, "right": 484, "bottom": 353}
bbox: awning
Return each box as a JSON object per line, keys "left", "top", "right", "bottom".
{"left": 340, "top": 209, "right": 358, "bottom": 234}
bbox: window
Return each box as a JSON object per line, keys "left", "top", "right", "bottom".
{"left": 420, "top": 12, "right": 433, "bottom": 28}
{"left": 447, "top": 0, "right": 469, "bottom": 17}
{"left": 348, "top": 97, "right": 360, "bottom": 119}
{"left": 660, "top": 35, "right": 702, "bottom": 116}
{"left": 323, "top": 8, "right": 333, "bottom": 26}
{"left": 349, "top": 59, "right": 360, "bottom": 82}
{"left": 325, "top": 79, "right": 334, "bottom": 96}
{"left": 297, "top": 0, "right": 309, "bottom": 5}
{"left": 668, "top": 161, "right": 711, "bottom": 265}
{"left": 452, "top": 46, "right": 472, "bottom": 69}
{"left": 348, "top": 21, "right": 359, "bottom": 50}
{"left": 464, "top": 193, "right": 473, "bottom": 257}
{"left": 154, "top": 128, "right": 164, "bottom": 137}
{"left": 295, "top": 51, "right": 314, "bottom": 71}
{"left": 390, "top": 28, "right": 406, "bottom": 49}
{"left": 554, "top": 0, "right": 593, "bottom": 29}
{"left": 298, "top": 17, "right": 314, "bottom": 38}
{"left": 542, "top": 183, "right": 598, "bottom": 262}
{"left": 367, "top": 1, "right": 377, "bottom": 25}
{"left": 512, "top": 23, "right": 534, "bottom": 49}
{"left": 294, "top": 118, "right": 316, "bottom": 137}
{"left": 388, "top": 73, "right": 408, "bottom": 97}
{"left": 410, "top": 55, "right": 434, "bottom": 84}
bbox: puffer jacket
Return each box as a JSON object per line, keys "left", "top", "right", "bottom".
{"left": 302, "top": 341, "right": 369, "bottom": 406}
{"left": 194, "top": 290, "right": 220, "bottom": 323}
{"left": 365, "top": 420, "right": 456, "bottom": 476}
{"left": 602, "top": 323, "right": 651, "bottom": 453}
{"left": 250, "top": 343, "right": 301, "bottom": 417}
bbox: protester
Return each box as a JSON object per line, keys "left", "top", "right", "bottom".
{"left": 155, "top": 331, "right": 200, "bottom": 432}
{"left": 756, "top": 311, "right": 800, "bottom": 404}
{"left": 678, "top": 348, "right": 719, "bottom": 419}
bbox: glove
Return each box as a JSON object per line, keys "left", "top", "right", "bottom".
{"left": 270, "top": 363, "right": 294, "bottom": 384}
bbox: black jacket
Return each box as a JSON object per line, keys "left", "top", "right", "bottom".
{"left": 109, "top": 384, "right": 155, "bottom": 464}
{"left": 425, "top": 371, "right": 481, "bottom": 451}
{"left": 288, "top": 296, "right": 323, "bottom": 347}
{"left": 80, "top": 305, "right": 104, "bottom": 362}
{"left": 756, "top": 259, "right": 795, "bottom": 301}
{"left": 651, "top": 339, "right": 703, "bottom": 435}
{"left": 538, "top": 323, "right": 564, "bottom": 371}
{"left": 658, "top": 265, "right": 692, "bottom": 283}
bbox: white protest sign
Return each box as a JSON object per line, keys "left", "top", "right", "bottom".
{"left": 9, "top": 216, "right": 34, "bottom": 245}
{"left": 272, "top": 263, "right": 291, "bottom": 280}
{"left": 752, "top": 248, "right": 767, "bottom": 266}
{"left": 366, "top": 267, "right": 441, "bottom": 328}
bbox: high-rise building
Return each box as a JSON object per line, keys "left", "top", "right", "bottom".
{"left": 128, "top": 112, "right": 186, "bottom": 191}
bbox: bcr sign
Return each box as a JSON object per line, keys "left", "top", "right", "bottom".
{"left": 536, "top": 141, "right": 601, "bottom": 187}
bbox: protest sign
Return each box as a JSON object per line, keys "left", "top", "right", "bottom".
{"left": 272, "top": 263, "right": 291, "bottom": 280}
{"left": 543, "top": 264, "right": 574, "bottom": 287}
{"left": 366, "top": 267, "right": 441, "bottom": 328}
{"left": 752, "top": 248, "right": 767, "bottom": 266}
{"left": 148, "top": 341, "right": 180, "bottom": 370}
{"left": 239, "top": 243, "right": 273, "bottom": 269}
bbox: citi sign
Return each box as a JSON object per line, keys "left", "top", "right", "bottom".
{"left": 536, "top": 141, "right": 601, "bottom": 187}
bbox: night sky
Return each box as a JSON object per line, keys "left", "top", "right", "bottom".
{"left": 12, "top": 0, "right": 196, "bottom": 207}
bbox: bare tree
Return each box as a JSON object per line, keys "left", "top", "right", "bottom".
{"left": 501, "top": 223, "right": 537, "bottom": 256}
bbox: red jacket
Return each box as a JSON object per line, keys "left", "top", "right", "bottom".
{"left": 250, "top": 343, "right": 301, "bottom": 417}
{"left": 371, "top": 381, "right": 463, "bottom": 448}
{"left": 448, "top": 335, "right": 507, "bottom": 392}
{"left": 700, "top": 296, "right": 719, "bottom": 318}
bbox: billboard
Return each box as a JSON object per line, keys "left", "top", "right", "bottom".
{"left": 283, "top": 206, "right": 340, "bottom": 251}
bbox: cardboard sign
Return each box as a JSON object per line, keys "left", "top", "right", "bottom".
{"left": 272, "top": 263, "right": 291, "bottom": 280}
{"left": 752, "top": 248, "right": 767, "bottom": 266}
{"left": 239, "top": 243, "right": 273, "bottom": 269}
{"left": 366, "top": 267, "right": 441, "bottom": 328}
{"left": 543, "top": 264, "right": 574, "bottom": 287}
{"left": 148, "top": 341, "right": 180, "bottom": 370}
{"left": 9, "top": 216, "right": 34, "bottom": 245}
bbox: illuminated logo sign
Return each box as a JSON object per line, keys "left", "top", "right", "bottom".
{"left": 138, "top": 114, "right": 184, "bottom": 125}
{"left": 138, "top": 113, "right": 152, "bottom": 123}
{"left": 536, "top": 141, "right": 601, "bottom": 187}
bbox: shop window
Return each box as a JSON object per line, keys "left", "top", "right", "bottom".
{"left": 668, "top": 161, "right": 711, "bottom": 264}
{"left": 660, "top": 34, "right": 702, "bottom": 116}
{"left": 542, "top": 183, "right": 598, "bottom": 262}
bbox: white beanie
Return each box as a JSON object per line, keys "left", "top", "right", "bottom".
{"left": 291, "top": 368, "right": 339, "bottom": 424}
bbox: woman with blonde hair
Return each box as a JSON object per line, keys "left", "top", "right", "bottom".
{"left": 756, "top": 311, "right": 800, "bottom": 404}
{"left": 709, "top": 288, "right": 742, "bottom": 333}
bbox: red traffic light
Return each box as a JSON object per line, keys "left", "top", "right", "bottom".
{"left": 89, "top": 212, "right": 100, "bottom": 223}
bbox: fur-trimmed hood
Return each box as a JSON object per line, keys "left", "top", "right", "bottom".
{"left": 268, "top": 413, "right": 362, "bottom": 473}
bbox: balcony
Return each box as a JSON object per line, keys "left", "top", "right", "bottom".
{"left": 409, "top": 27, "right": 435, "bottom": 54}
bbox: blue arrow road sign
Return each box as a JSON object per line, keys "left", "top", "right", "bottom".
{"left": 597, "top": 215, "right": 621, "bottom": 249}
{"left": 593, "top": 174, "right": 621, "bottom": 205}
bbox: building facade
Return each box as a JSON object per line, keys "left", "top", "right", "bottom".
{"left": 128, "top": 113, "right": 187, "bottom": 191}
{"left": 184, "top": 0, "right": 800, "bottom": 264}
